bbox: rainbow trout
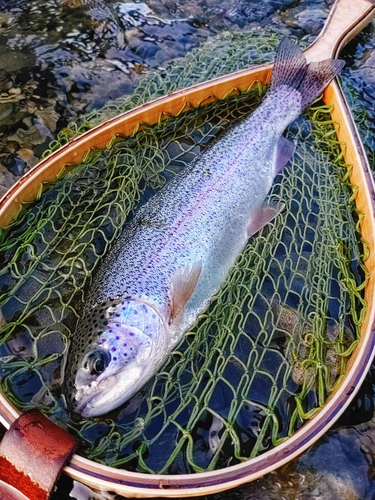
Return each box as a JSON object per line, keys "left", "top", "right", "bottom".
{"left": 66, "top": 38, "right": 344, "bottom": 417}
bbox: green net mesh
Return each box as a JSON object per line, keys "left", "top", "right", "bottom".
{"left": 0, "top": 29, "right": 367, "bottom": 474}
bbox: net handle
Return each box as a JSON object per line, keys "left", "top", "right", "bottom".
{"left": 305, "top": 0, "right": 375, "bottom": 63}
{"left": 0, "top": 411, "right": 77, "bottom": 500}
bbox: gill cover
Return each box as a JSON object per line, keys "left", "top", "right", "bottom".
{"left": 67, "top": 297, "right": 166, "bottom": 417}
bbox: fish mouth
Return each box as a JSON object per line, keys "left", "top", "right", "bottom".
{"left": 71, "top": 373, "right": 117, "bottom": 417}
{"left": 71, "top": 366, "right": 142, "bottom": 417}
{"left": 73, "top": 391, "right": 101, "bottom": 417}
{"left": 72, "top": 361, "right": 151, "bottom": 417}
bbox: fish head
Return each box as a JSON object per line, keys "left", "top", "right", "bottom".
{"left": 66, "top": 297, "right": 166, "bottom": 418}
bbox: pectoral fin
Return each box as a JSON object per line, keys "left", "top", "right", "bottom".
{"left": 248, "top": 203, "right": 285, "bottom": 237}
{"left": 169, "top": 261, "right": 202, "bottom": 323}
{"left": 275, "top": 137, "right": 295, "bottom": 175}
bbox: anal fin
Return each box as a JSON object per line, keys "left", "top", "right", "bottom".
{"left": 275, "top": 137, "right": 295, "bottom": 176}
{"left": 169, "top": 261, "right": 202, "bottom": 324}
{"left": 248, "top": 202, "right": 285, "bottom": 237}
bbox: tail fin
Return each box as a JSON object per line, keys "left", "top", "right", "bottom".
{"left": 270, "top": 37, "right": 345, "bottom": 110}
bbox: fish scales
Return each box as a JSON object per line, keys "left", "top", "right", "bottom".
{"left": 65, "top": 38, "right": 344, "bottom": 417}
{"left": 88, "top": 87, "right": 299, "bottom": 315}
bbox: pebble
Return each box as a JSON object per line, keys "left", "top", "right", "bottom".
{"left": 0, "top": 164, "right": 16, "bottom": 197}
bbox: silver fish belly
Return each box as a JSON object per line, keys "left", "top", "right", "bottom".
{"left": 65, "top": 38, "right": 344, "bottom": 417}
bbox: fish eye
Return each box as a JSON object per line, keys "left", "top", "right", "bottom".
{"left": 84, "top": 350, "right": 110, "bottom": 376}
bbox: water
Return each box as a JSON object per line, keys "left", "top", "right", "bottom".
{"left": 0, "top": 0, "right": 375, "bottom": 498}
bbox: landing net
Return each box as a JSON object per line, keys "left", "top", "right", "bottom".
{"left": 0, "top": 29, "right": 367, "bottom": 474}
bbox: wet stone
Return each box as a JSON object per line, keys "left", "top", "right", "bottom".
{"left": 9, "top": 368, "right": 44, "bottom": 403}
{"left": 36, "top": 330, "right": 66, "bottom": 359}
{"left": 0, "top": 165, "right": 17, "bottom": 197}
{"left": 4, "top": 140, "right": 20, "bottom": 153}
{"left": 0, "top": 102, "right": 14, "bottom": 122}
{"left": 7, "top": 326, "right": 36, "bottom": 358}
{"left": 3, "top": 153, "right": 26, "bottom": 176}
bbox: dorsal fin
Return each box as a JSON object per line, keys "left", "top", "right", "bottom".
{"left": 169, "top": 261, "right": 202, "bottom": 324}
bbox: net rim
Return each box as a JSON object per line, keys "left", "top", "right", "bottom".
{"left": 0, "top": 70, "right": 375, "bottom": 496}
